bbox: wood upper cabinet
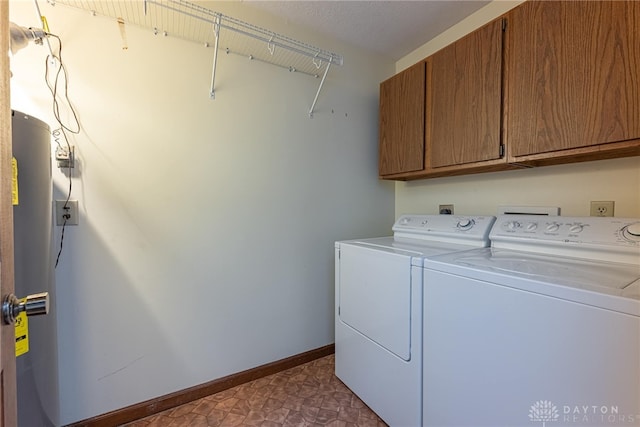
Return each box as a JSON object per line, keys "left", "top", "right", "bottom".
{"left": 378, "top": 19, "right": 506, "bottom": 179}
{"left": 378, "top": 0, "right": 640, "bottom": 180}
{"left": 379, "top": 61, "right": 425, "bottom": 176}
{"left": 429, "top": 18, "right": 505, "bottom": 169}
{"left": 505, "top": 1, "right": 640, "bottom": 162}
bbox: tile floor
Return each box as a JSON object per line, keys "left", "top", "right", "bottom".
{"left": 124, "top": 354, "right": 387, "bottom": 427}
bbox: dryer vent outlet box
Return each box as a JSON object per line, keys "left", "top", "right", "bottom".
{"left": 497, "top": 206, "right": 560, "bottom": 216}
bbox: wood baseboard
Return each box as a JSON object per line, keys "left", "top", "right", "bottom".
{"left": 66, "top": 344, "right": 335, "bottom": 427}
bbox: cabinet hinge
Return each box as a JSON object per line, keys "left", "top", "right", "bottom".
{"left": 499, "top": 143, "right": 505, "bottom": 157}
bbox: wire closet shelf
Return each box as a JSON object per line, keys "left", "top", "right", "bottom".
{"left": 46, "top": 0, "right": 344, "bottom": 117}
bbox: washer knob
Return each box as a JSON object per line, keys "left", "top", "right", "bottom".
{"left": 626, "top": 223, "right": 640, "bottom": 236}
{"left": 525, "top": 222, "right": 538, "bottom": 231}
{"left": 505, "top": 221, "right": 521, "bottom": 230}
{"left": 622, "top": 223, "right": 640, "bottom": 241}
{"left": 569, "top": 224, "right": 584, "bottom": 233}
{"left": 546, "top": 222, "right": 560, "bottom": 233}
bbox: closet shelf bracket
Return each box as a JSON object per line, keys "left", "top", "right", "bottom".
{"left": 309, "top": 62, "right": 331, "bottom": 118}
{"left": 210, "top": 13, "right": 221, "bottom": 100}
{"left": 47, "top": 0, "right": 344, "bottom": 116}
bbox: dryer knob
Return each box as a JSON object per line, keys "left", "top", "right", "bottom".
{"left": 457, "top": 219, "right": 474, "bottom": 230}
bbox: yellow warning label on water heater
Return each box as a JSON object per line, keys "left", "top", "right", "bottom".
{"left": 11, "top": 157, "right": 18, "bottom": 206}
{"left": 15, "top": 299, "right": 29, "bottom": 357}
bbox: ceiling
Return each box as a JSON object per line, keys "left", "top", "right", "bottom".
{"left": 243, "top": 1, "right": 492, "bottom": 61}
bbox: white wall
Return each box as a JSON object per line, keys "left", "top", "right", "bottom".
{"left": 394, "top": 1, "right": 640, "bottom": 218}
{"left": 396, "top": 157, "right": 640, "bottom": 217}
{"left": 9, "top": 1, "right": 394, "bottom": 424}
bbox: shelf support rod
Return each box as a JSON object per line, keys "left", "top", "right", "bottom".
{"left": 209, "top": 13, "right": 221, "bottom": 99}
{"left": 309, "top": 61, "right": 331, "bottom": 118}
{"left": 33, "top": 0, "right": 56, "bottom": 61}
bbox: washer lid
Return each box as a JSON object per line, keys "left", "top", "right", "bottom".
{"left": 455, "top": 249, "right": 639, "bottom": 291}
{"left": 425, "top": 248, "right": 640, "bottom": 316}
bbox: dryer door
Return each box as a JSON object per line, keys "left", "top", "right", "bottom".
{"left": 337, "top": 243, "right": 415, "bottom": 360}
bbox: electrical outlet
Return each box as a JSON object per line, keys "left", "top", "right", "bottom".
{"left": 55, "top": 145, "right": 74, "bottom": 169}
{"left": 590, "top": 201, "right": 614, "bottom": 217}
{"left": 55, "top": 200, "right": 79, "bottom": 225}
{"left": 439, "top": 204, "right": 454, "bottom": 215}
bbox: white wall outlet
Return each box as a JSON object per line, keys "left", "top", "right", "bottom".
{"left": 55, "top": 200, "right": 79, "bottom": 225}
{"left": 439, "top": 204, "right": 454, "bottom": 215}
{"left": 590, "top": 201, "right": 614, "bottom": 217}
{"left": 55, "top": 145, "right": 74, "bottom": 169}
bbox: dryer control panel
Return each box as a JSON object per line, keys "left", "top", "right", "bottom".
{"left": 393, "top": 215, "right": 496, "bottom": 247}
{"left": 491, "top": 215, "right": 640, "bottom": 264}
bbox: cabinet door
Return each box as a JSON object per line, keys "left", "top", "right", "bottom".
{"left": 379, "top": 61, "right": 425, "bottom": 176}
{"left": 506, "top": 1, "right": 640, "bottom": 158}
{"left": 429, "top": 19, "right": 504, "bottom": 168}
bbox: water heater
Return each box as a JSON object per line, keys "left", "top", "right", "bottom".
{"left": 12, "top": 111, "right": 60, "bottom": 426}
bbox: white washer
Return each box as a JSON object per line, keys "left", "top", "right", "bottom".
{"left": 422, "top": 215, "right": 640, "bottom": 427}
{"left": 335, "top": 214, "right": 496, "bottom": 426}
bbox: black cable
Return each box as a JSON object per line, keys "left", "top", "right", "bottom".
{"left": 44, "top": 33, "right": 80, "bottom": 268}
{"left": 54, "top": 135, "right": 72, "bottom": 269}
{"left": 54, "top": 217, "right": 67, "bottom": 269}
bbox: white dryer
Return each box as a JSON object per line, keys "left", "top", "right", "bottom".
{"left": 422, "top": 215, "right": 640, "bottom": 427}
{"left": 335, "top": 214, "right": 496, "bottom": 427}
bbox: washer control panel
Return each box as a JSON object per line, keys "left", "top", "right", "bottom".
{"left": 495, "top": 215, "right": 640, "bottom": 244}
{"left": 491, "top": 215, "right": 640, "bottom": 263}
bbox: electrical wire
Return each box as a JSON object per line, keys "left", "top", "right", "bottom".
{"left": 54, "top": 215, "right": 68, "bottom": 268}
{"left": 53, "top": 128, "right": 72, "bottom": 269}
{"left": 45, "top": 34, "right": 80, "bottom": 135}
{"left": 44, "top": 33, "right": 80, "bottom": 268}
